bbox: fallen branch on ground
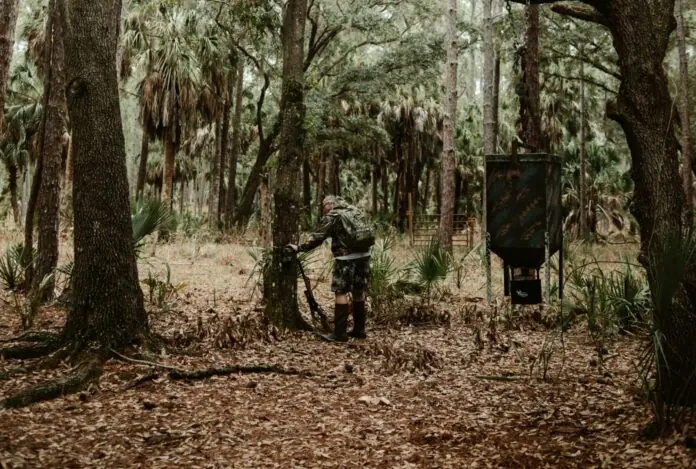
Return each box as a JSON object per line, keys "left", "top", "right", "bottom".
{"left": 169, "top": 364, "right": 314, "bottom": 380}
{"left": 0, "top": 356, "right": 103, "bottom": 409}
{"left": 476, "top": 375, "right": 523, "bottom": 381}
{"left": 0, "top": 331, "right": 61, "bottom": 344}
{"left": 111, "top": 349, "right": 314, "bottom": 380}
{"left": 0, "top": 341, "right": 62, "bottom": 360}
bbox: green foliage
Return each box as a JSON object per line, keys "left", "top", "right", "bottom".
{"left": 407, "top": 238, "right": 453, "bottom": 304}
{"left": 368, "top": 235, "right": 403, "bottom": 315}
{"left": 0, "top": 243, "right": 34, "bottom": 292}
{"left": 142, "top": 263, "right": 186, "bottom": 311}
{"left": 131, "top": 198, "right": 176, "bottom": 253}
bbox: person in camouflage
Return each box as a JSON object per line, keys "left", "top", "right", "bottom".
{"left": 288, "top": 195, "right": 373, "bottom": 342}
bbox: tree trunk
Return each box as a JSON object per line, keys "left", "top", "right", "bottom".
{"left": 179, "top": 178, "right": 185, "bottom": 214}
{"left": 34, "top": 0, "right": 67, "bottom": 300}
{"left": 381, "top": 158, "right": 389, "bottom": 213}
{"left": 676, "top": 0, "right": 693, "bottom": 222}
{"left": 208, "top": 118, "right": 221, "bottom": 229}
{"left": 482, "top": 0, "right": 495, "bottom": 238}
{"left": 372, "top": 160, "right": 379, "bottom": 214}
{"left": 493, "top": 49, "right": 500, "bottom": 149}
{"left": 591, "top": 0, "right": 696, "bottom": 405}
{"left": 9, "top": 163, "right": 19, "bottom": 224}
{"left": 302, "top": 159, "right": 311, "bottom": 225}
{"left": 517, "top": 4, "right": 542, "bottom": 151}
{"left": 579, "top": 46, "right": 588, "bottom": 240}
{"left": 259, "top": 173, "right": 271, "bottom": 248}
{"left": 316, "top": 152, "right": 326, "bottom": 220}
{"left": 60, "top": 0, "right": 148, "bottom": 347}
{"left": 234, "top": 119, "right": 280, "bottom": 228}
{"left": 0, "top": 0, "right": 19, "bottom": 142}
{"left": 135, "top": 130, "right": 148, "bottom": 200}
{"left": 468, "top": 0, "right": 477, "bottom": 99}
{"left": 162, "top": 127, "right": 176, "bottom": 208}
{"left": 326, "top": 153, "right": 338, "bottom": 196}
{"left": 423, "top": 165, "right": 430, "bottom": 213}
{"left": 263, "top": 0, "right": 311, "bottom": 330}
{"left": 218, "top": 98, "right": 231, "bottom": 221}
{"left": 439, "top": 0, "right": 458, "bottom": 251}
{"left": 24, "top": 0, "right": 60, "bottom": 288}
{"left": 225, "top": 60, "right": 244, "bottom": 228}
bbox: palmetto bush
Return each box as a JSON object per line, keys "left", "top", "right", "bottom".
{"left": 407, "top": 238, "right": 453, "bottom": 304}
{"left": 131, "top": 198, "right": 176, "bottom": 254}
{"left": 0, "top": 243, "right": 34, "bottom": 292}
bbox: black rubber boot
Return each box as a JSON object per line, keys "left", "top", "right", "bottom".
{"left": 320, "top": 303, "right": 349, "bottom": 342}
{"left": 348, "top": 301, "right": 367, "bottom": 339}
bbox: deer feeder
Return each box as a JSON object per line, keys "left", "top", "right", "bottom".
{"left": 484, "top": 153, "right": 564, "bottom": 305}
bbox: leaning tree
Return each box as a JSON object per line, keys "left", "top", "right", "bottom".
{"left": 511, "top": 0, "right": 696, "bottom": 406}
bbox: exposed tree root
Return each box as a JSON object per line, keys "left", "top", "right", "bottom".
{"left": 0, "top": 341, "right": 62, "bottom": 360}
{"left": 0, "top": 331, "right": 61, "bottom": 343}
{"left": 168, "top": 364, "right": 314, "bottom": 380}
{"left": 0, "top": 356, "right": 103, "bottom": 409}
{"left": 110, "top": 349, "right": 314, "bottom": 380}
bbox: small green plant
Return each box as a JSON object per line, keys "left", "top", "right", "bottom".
{"left": 367, "top": 235, "right": 407, "bottom": 316}
{"left": 131, "top": 198, "right": 176, "bottom": 255}
{"left": 142, "top": 264, "right": 186, "bottom": 311}
{"left": 407, "top": 238, "right": 452, "bottom": 304}
{"left": 0, "top": 243, "right": 33, "bottom": 291}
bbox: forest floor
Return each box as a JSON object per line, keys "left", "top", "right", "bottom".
{"left": 1, "top": 235, "right": 696, "bottom": 468}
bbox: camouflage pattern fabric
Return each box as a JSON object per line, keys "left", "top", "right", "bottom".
{"left": 331, "top": 257, "right": 371, "bottom": 293}
{"left": 299, "top": 196, "right": 374, "bottom": 257}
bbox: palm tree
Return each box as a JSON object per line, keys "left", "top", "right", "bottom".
{"left": 1, "top": 62, "right": 43, "bottom": 224}
{"left": 135, "top": 7, "right": 201, "bottom": 208}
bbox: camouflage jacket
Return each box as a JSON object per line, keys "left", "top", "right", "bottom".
{"left": 299, "top": 198, "right": 370, "bottom": 259}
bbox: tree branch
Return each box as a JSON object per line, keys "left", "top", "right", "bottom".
{"left": 550, "top": 3, "right": 608, "bottom": 26}
{"left": 547, "top": 47, "right": 620, "bottom": 79}
{"left": 542, "top": 71, "right": 617, "bottom": 95}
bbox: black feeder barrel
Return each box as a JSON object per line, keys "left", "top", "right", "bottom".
{"left": 485, "top": 153, "right": 562, "bottom": 269}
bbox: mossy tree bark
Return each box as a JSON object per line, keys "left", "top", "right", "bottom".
{"left": 263, "top": 0, "right": 312, "bottom": 331}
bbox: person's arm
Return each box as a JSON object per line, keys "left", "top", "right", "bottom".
{"left": 298, "top": 215, "right": 334, "bottom": 252}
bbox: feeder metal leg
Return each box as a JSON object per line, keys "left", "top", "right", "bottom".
{"left": 486, "top": 232, "right": 492, "bottom": 305}
{"left": 544, "top": 231, "right": 551, "bottom": 304}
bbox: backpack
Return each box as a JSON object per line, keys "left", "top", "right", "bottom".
{"left": 336, "top": 205, "right": 375, "bottom": 251}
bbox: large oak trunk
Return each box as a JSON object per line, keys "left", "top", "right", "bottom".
{"left": 263, "top": 0, "right": 311, "bottom": 331}
{"left": 600, "top": 0, "right": 696, "bottom": 405}
{"left": 34, "top": 0, "right": 67, "bottom": 299}
{"left": 60, "top": 0, "right": 148, "bottom": 348}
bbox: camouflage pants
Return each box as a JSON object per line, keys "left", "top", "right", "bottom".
{"left": 331, "top": 257, "right": 371, "bottom": 293}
